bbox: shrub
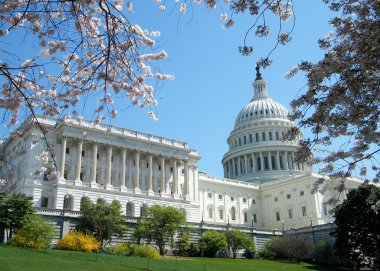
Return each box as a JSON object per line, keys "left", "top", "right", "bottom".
{"left": 258, "top": 236, "right": 311, "bottom": 262}
{"left": 130, "top": 245, "right": 161, "bottom": 259}
{"left": 114, "top": 242, "right": 132, "bottom": 255}
{"left": 243, "top": 243, "right": 256, "bottom": 259}
{"left": 57, "top": 231, "right": 100, "bottom": 252}
{"left": 9, "top": 215, "right": 54, "bottom": 249}
{"left": 198, "top": 230, "right": 228, "bottom": 258}
{"left": 174, "top": 230, "right": 190, "bottom": 256}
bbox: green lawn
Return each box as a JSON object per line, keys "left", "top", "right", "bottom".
{"left": 0, "top": 246, "right": 337, "bottom": 271}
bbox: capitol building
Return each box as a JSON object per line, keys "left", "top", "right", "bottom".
{"left": 0, "top": 70, "right": 361, "bottom": 231}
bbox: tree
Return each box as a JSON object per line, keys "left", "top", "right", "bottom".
{"left": 332, "top": 185, "right": 380, "bottom": 270}
{"left": 174, "top": 229, "right": 191, "bottom": 256}
{"left": 9, "top": 214, "right": 55, "bottom": 249}
{"left": 198, "top": 230, "right": 228, "bottom": 258}
{"left": 287, "top": 0, "right": 380, "bottom": 192}
{"left": 77, "top": 200, "right": 127, "bottom": 247}
{"left": 134, "top": 205, "right": 186, "bottom": 256}
{"left": 0, "top": 193, "right": 34, "bottom": 242}
{"left": 225, "top": 229, "right": 254, "bottom": 259}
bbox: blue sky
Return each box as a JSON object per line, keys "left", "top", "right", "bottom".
{"left": 1, "top": 1, "right": 336, "bottom": 178}
{"left": 111, "top": 1, "right": 333, "bottom": 177}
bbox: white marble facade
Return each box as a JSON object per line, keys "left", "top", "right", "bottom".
{"left": 0, "top": 73, "right": 362, "bottom": 229}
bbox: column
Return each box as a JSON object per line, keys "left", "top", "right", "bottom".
{"left": 232, "top": 158, "right": 236, "bottom": 177}
{"left": 237, "top": 156, "right": 241, "bottom": 175}
{"left": 184, "top": 160, "right": 190, "bottom": 200}
{"left": 276, "top": 151, "right": 280, "bottom": 170}
{"left": 59, "top": 137, "right": 66, "bottom": 181}
{"left": 284, "top": 152, "right": 289, "bottom": 170}
{"left": 120, "top": 148, "right": 127, "bottom": 191}
{"left": 147, "top": 154, "right": 153, "bottom": 195}
{"left": 160, "top": 157, "right": 165, "bottom": 195}
{"left": 134, "top": 151, "right": 140, "bottom": 193}
{"left": 260, "top": 152, "right": 264, "bottom": 171}
{"left": 106, "top": 145, "right": 113, "bottom": 190}
{"left": 75, "top": 140, "right": 83, "bottom": 185}
{"left": 244, "top": 155, "right": 248, "bottom": 174}
{"left": 251, "top": 153, "right": 256, "bottom": 172}
{"left": 291, "top": 152, "right": 295, "bottom": 170}
{"left": 268, "top": 152, "right": 273, "bottom": 170}
{"left": 90, "top": 144, "right": 98, "bottom": 187}
{"left": 172, "top": 159, "right": 178, "bottom": 198}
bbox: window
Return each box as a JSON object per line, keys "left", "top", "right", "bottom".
{"left": 323, "top": 204, "right": 328, "bottom": 216}
{"left": 255, "top": 133, "right": 259, "bottom": 142}
{"left": 218, "top": 194, "right": 223, "bottom": 200}
{"left": 276, "top": 211, "right": 280, "bottom": 221}
{"left": 219, "top": 209, "right": 224, "bottom": 220}
{"left": 249, "top": 134, "right": 253, "bottom": 143}
{"left": 252, "top": 199, "right": 256, "bottom": 204}
{"left": 82, "top": 150, "right": 85, "bottom": 157}
{"left": 231, "top": 207, "right": 236, "bottom": 221}
{"left": 97, "top": 153, "right": 99, "bottom": 159}
{"left": 208, "top": 207, "right": 213, "bottom": 219}
{"left": 159, "top": 165, "right": 161, "bottom": 171}
{"left": 300, "top": 191, "right": 304, "bottom": 196}
{"left": 170, "top": 167, "right": 173, "bottom": 172}
{"left": 238, "top": 138, "right": 241, "bottom": 146}
{"left": 276, "top": 131, "right": 279, "bottom": 140}
{"left": 66, "top": 147, "right": 70, "bottom": 154}
{"left": 40, "top": 197, "right": 48, "bottom": 208}
{"left": 231, "top": 197, "right": 234, "bottom": 201}
{"left": 262, "top": 132, "right": 266, "bottom": 141}
{"left": 287, "top": 194, "right": 291, "bottom": 199}
{"left": 257, "top": 157, "right": 261, "bottom": 170}
{"left": 242, "top": 198, "right": 247, "bottom": 203}
{"left": 253, "top": 213, "right": 257, "bottom": 223}
{"left": 288, "top": 209, "right": 293, "bottom": 219}
{"left": 274, "top": 197, "right": 278, "bottom": 202}
{"left": 302, "top": 206, "right": 307, "bottom": 216}
{"left": 269, "top": 132, "right": 273, "bottom": 140}
{"left": 244, "top": 212, "right": 248, "bottom": 222}
{"left": 147, "top": 163, "right": 149, "bottom": 168}
{"left": 207, "top": 192, "right": 212, "bottom": 199}
{"left": 244, "top": 136, "right": 247, "bottom": 144}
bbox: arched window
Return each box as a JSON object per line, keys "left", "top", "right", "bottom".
{"left": 231, "top": 207, "right": 236, "bottom": 221}
{"left": 126, "top": 202, "right": 135, "bottom": 217}
{"left": 63, "top": 194, "right": 74, "bottom": 211}
{"left": 140, "top": 204, "right": 148, "bottom": 217}
{"left": 80, "top": 196, "right": 91, "bottom": 211}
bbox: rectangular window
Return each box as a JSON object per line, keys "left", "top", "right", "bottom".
{"left": 244, "top": 212, "right": 248, "bottom": 222}
{"left": 208, "top": 207, "right": 213, "bottom": 219}
{"left": 300, "top": 191, "right": 304, "bottom": 196}
{"left": 244, "top": 136, "right": 247, "bottom": 144}
{"left": 242, "top": 198, "right": 247, "bottom": 203}
{"left": 287, "top": 194, "right": 291, "bottom": 199}
{"left": 66, "top": 147, "right": 70, "bottom": 154}
{"left": 274, "top": 197, "right": 278, "bottom": 202}
{"left": 276, "top": 211, "right": 280, "bottom": 221}
{"left": 97, "top": 153, "right": 99, "bottom": 159}
{"left": 239, "top": 138, "right": 241, "bottom": 146}
{"left": 207, "top": 192, "right": 212, "bottom": 199}
{"left": 249, "top": 134, "right": 253, "bottom": 143}
{"left": 41, "top": 197, "right": 48, "bottom": 208}
{"left": 276, "top": 132, "right": 279, "bottom": 140}
{"left": 264, "top": 157, "right": 269, "bottom": 170}
{"left": 218, "top": 194, "right": 223, "bottom": 200}
{"left": 253, "top": 213, "right": 257, "bottom": 223}
{"left": 219, "top": 209, "right": 224, "bottom": 220}
{"left": 159, "top": 165, "right": 161, "bottom": 171}
{"left": 82, "top": 150, "right": 85, "bottom": 157}
{"left": 255, "top": 133, "right": 259, "bottom": 142}
{"left": 262, "top": 132, "right": 266, "bottom": 141}
{"left": 323, "top": 204, "right": 328, "bottom": 216}
{"left": 288, "top": 209, "right": 293, "bottom": 219}
{"left": 257, "top": 157, "right": 261, "bottom": 170}
{"left": 269, "top": 132, "right": 273, "bottom": 140}
{"left": 252, "top": 199, "right": 256, "bottom": 204}
{"left": 302, "top": 206, "right": 307, "bottom": 216}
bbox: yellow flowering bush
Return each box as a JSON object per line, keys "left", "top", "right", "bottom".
{"left": 114, "top": 242, "right": 131, "bottom": 255}
{"left": 57, "top": 231, "right": 100, "bottom": 253}
{"left": 130, "top": 245, "right": 161, "bottom": 259}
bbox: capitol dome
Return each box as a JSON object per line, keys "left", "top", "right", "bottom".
{"left": 222, "top": 67, "right": 309, "bottom": 183}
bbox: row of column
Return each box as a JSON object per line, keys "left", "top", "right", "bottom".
{"left": 224, "top": 151, "right": 307, "bottom": 178}
{"left": 59, "top": 137, "right": 190, "bottom": 198}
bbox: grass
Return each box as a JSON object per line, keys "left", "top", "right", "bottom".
{"left": 0, "top": 245, "right": 338, "bottom": 271}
